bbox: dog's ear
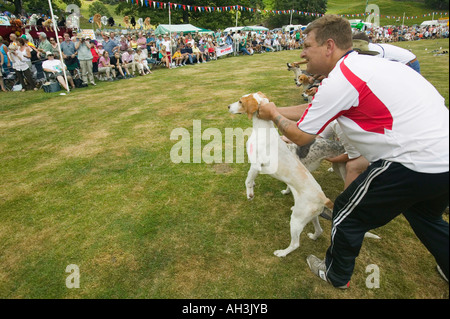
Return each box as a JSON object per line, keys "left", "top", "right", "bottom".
{"left": 257, "top": 91, "right": 268, "bottom": 100}
{"left": 240, "top": 95, "right": 259, "bottom": 120}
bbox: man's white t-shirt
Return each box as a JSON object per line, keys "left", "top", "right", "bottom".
{"left": 368, "top": 43, "right": 416, "bottom": 64}
{"left": 42, "top": 59, "right": 64, "bottom": 73}
{"left": 298, "top": 51, "right": 449, "bottom": 174}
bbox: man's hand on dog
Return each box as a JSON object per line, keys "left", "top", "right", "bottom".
{"left": 258, "top": 101, "right": 278, "bottom": 121}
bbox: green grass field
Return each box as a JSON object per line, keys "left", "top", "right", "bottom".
{"left": 0, "top": 39, "right": 449, "bottom": 299}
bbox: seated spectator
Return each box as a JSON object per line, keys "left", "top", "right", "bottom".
{"left": 149, "top": 42, "right": 158, "bottom": 60}
{"left": 42, "top": 51, "right": 75, "bottom": 91}
{"left": 198, "top": 43, "right": 209, "bottom": 62}
{"left": 159, "top": 45, "right": 171, "bottom": 68}
{"left": 172, "top": 48, "right": 183, "bottom": 67}
{"left": 129, "top": 35, "right": 138, "bottom": 51}
{"left": 134, "top": 48, "right": 151, "bottom": 75}
{"left": 239, "top": 38, "right": 251, "bottom": 55}
{"left": 181, "top": 43, "right": 194, "bottom": 65}
{"left": 207, "top": 40, "right": 217, "bottom": 60}
{"left": 192, "top": 42, "right": 206, "bottom": 63}
{"left": 251, "top": 35, "right": 261, "bottom": 53}
{"left": 263, "top": 36, "right": 275, "bottom": 52}
{"left": 98, "top": 51, "right": 115, "bottom": 81}
{"left": 272, "top": 36, "right": 281, "bottom": 51}
{"left": 110, "top": 51, "right": 126, "bottom": 79}
{"left": 121, "top": 48, "right": 136, "bottom": 77}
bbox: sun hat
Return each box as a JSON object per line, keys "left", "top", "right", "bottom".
{"left": 352, "top": 39, "right": 379, "bottom": 56}
{"left": 46, "top": 51, "right": 54, "bottom": 56}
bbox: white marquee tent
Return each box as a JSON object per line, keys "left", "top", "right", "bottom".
{"left": 154, "top": 24, "right": 203, "bottom": 35}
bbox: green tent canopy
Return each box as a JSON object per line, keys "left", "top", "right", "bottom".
{"left": 154, "top": 24, "right": 203, "bottom": 35}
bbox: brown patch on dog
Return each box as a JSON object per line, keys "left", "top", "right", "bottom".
{"left": 240, "top": 95, "right": 259, "bottom": 120}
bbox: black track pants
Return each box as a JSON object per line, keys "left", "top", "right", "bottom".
{"left": 325, "top": 160, "right": 449, "bottom": 287}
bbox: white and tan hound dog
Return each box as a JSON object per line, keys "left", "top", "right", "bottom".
{"left": 228, "top": 92, "right": 335, "bottom": 257}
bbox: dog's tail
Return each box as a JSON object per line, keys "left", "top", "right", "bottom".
{"left": 364, "top": 232, "right": 381, "bottom": 240}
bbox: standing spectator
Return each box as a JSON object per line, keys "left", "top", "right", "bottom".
{"left": 17, "top": 37, "right": 32, "bottom": 69}
{"left": 353, "top": 32, "right": 421, "bottom": 74}
{"left": 76, "top": 36, "right": 95, "bottom": 86}
{"left": 119, "top": 35, "right": 129, "bottom": 53}
{"left": 49, "top": 37, "right": 61, "bottom": 58}
{"left": 7, "top": 42, "right": 37, "bottom": 91}
{"left": 90, "top": 40, "right": 100, "bottom": 77}
{"left": 0, "top": 36, "right": 10, "bottom": 74}
{"left": 60, "top": 32, "right": 78, "bottom": 71}
{"left": 0, "top": 48, "right": 6, "bottom": 91}
{"left": 137, "top": 32, "right": 147, "bottom": 54}
{"left": 102, "top": 32, "right": 119, "bottom": 57}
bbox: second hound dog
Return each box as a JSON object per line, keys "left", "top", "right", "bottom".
{"left": 228, "top": 92, "right": 335, "bottom": 257}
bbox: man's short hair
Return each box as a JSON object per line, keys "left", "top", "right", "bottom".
{"left": 39, "top": 32, "right": 47, "bottom": 38}
{"left": 304, "top": 15, "right": 352, "bottom": 50}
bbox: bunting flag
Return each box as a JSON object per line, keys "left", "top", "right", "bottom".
{"left": 124, "top": 1, "right": 449, "bottom": 21}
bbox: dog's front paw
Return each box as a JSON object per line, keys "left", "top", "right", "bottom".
{"left": 273, "top": 249, "right": 288, "bottom": 257}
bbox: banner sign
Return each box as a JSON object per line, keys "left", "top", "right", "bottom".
{"left": 216, "top": 44, "right": 233, "bottom": 57}
{"left": 0, "top": 16, "right": 11, "bottom": 26}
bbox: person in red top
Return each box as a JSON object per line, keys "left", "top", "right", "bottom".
{"left": 90, "top": 40, "right": 100, "bottom": 74}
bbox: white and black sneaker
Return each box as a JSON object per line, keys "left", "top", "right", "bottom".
{"left": 306, "top": 255, "right": 349, "bottom": 289}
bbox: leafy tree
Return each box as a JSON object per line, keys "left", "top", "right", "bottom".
{"left": 114, "top": 0, "right": 266, "bottom": 30}
{"left": 89, "top": 1, "right": 111, "bottom": 17}
{"left": 266, "top": 0, "right": 327, "bottom": 29}
{"left": 8, "top": 0, "right": 82, "bottom": 15}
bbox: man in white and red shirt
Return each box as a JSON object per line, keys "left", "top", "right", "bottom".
{"left": 258, "top": 15, "right": 449, "bottom": 288}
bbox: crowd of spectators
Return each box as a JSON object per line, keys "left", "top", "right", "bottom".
{"left": 0, "top": 10, "right": 448, "bottom": 93}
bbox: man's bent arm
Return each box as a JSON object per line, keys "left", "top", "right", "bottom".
{"left": 277, "top": 104, "right": 309, "bottom": 121}
{"left": 272, "top": 111, "right": 316, "bottom": 146}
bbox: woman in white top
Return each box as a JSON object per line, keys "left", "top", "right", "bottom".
{"left": 8, "top": 40, "right": 37, "bottom": 91}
